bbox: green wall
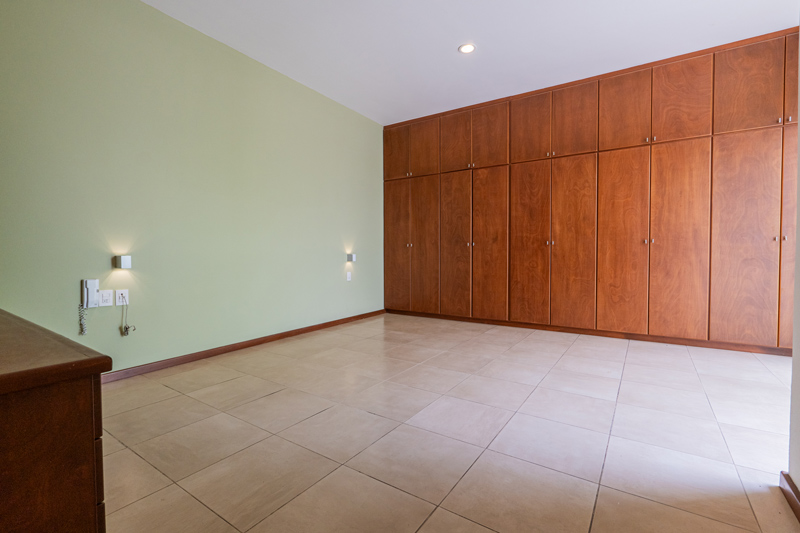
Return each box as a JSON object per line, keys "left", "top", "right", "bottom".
{"left": 0, "top": 0, "right": 384, "bottom": 371}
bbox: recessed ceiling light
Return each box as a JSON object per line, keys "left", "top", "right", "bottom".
{"left": 458, "top": 44, "right": 475, "bottom": 54}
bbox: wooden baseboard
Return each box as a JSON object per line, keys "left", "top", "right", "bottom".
{"left": 386, "top": 309, "right": 792, "bottom": 356}
{"left": 101, "top": 309, "right": 386, "bottom": 383}
{"left": 781, "top": 472, "right": 800, "bottom": 523}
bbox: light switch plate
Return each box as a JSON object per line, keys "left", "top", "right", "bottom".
{"left": 347, "top": 272, "right": 352, "bottom": 281}
{"left": 115, "top": 289, "right": 129, "bottom": 306}
{"left": 99, "top": 290, "right": 114, "bottom": 307}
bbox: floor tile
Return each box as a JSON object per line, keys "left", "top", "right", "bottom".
{"left": 611, "top": 403, "right": 731, "bottom": 462}
{"left": 102, "top": 376, "right": 180, "bottom": 418}
{"left": 471, "top": 327, "right": 532, "bottom": 347}
{"left": 625, "top": 343, "right": 695, "bottom": 372}
{"left": 617, "top": 380, "right": 714, "bottom": 420}
{"left": 409, "top": 335, "right": 467, "bottom": 351}
{"left": 226, "top": 388, "right": 334, "bottom": 433}
{"left": 385, "top": 343, "right": 445, "bottom": 363}
{"left": 153, "top": 364, "right": 245, "bottom": 393}
{"left": 292, "top": 367, "right": 382, "bottom": 402}
{"left": 701, "top": 375, "right": 790, "bottom": 434}
{"left": 346, "top": 338, "right": 404, "bottom": 356}
{"left": 279, "top": 405, "right": 398, "bottom": 462}
{"left": 179, "top": 436, "right": 337, "bottom": 531}
{"left": 249, "top": 466, "right": 434, "bottom": 533}
{"left": 591, "top": 486, "right": 750, "bottom": 533}
{"left": 407, "top": 396, "right": 513, "bottom": 447}
{"left": 754, "top": 353, "right": 792, "bottom": 387}
{"left": 143, "top": 359, "right": 215, "bottom": 380}
{"left": 720, "top": 423, "right": 789, "bottom": 474}
{"left": 264, "top": 338, "right": 330, "bottom": 358}
{"left": 693, "top": 357, "right": 784, "bottom": 386}
{"left": 424, "top": 351, "right": 494, "bottom": 373}
{"left": 601, "top": 437, "right": 758, "bottom": 531}
{"left": 213, "top": 350, "right": 296, "bottom": 379}
{"left": 539, "top": 369, "right": 620, "bottom": 401}
{"left": 737, "top": 466, "right": 800, "bottom": 533}
{"left": 622, "top": 362, "right": 704, "bottom": 392}
{"left": 103, "top": 449, "right": 171, "bottom": 514}
{"left": 301, "top": 347, "right": 375, "bottom": 369}
{"left": 188, "top": 375, "right": 283, "bottom": 410}
{"left": 390, "top": 364, "right": 469, "bottom": 393}
{"left": 417, "top": 508, "right": 493, "bottom": 533}
{"left": 103, "top": 430, "right": 125, "bottom": 456}
{"left": 132, "top": 413, "right": 268, "bottom": 481}
{"left": 532, "top": 330, "right": 580, "bottom": 343}
{"left": 489, "top": 413, "right": 608, "bottom": 482}
{"left": 519, "top": 387, "right": 616, "bottom": 434}
{"left": 442, "top": 451, "right": 596, "bottom": 533}
{"left": 554, "top": 355, "right": 623, "bottom": 379}
{"left": 103, "top": 395, "right": 219, "bottom": 446}
{"left": 511, "top": 337, "right": 573, "bottom": 355}
{"left": 344, "top": 355, "right": 417, "bottom": 379}
{"left": 450, "top": 339, "right": 511, "bottom": 357}
{"left": 496, "top": 350, "right": 561, "bottom": 367}
{"left": 574, "top": 334, "right": 628, "bottom": 349}
{"left": 106, "top": 484, "right": 237, "bottom": 533}
{"left": 370, "top": 331, "right": 426, "bottom": 344}
{"left": 307, "top": 331, "right": 363, "bottom": 347}
{"left": 345, "top": 381, "right": 440, "bottom": 422}
{"left": 347, "top": 425, "right": 482, "bottom": 504}
{"left": 476, "top": 359, "right": 549, "bottom": 386}
{"left": 446, "top": 375, "right": 534, "bottom": 410}
{"left": 563, "top": 342, "right": 627, "bottom": 363}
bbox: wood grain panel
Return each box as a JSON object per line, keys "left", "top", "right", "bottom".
{"left": 510, "top": 93, "right": 551, "bottom": 163}
{"left": 786, "top": 34, "right": 798, "bottom": 124}
{"left": 472, "top": 102, "right": 509, "bottom": 168}
{"left": 409, "top": 118, "right": 440, "bottom": 177}
{"left": 714, "top": 37, "right": 786, "bottom": 133}
{"left": 441, "top": 111, "right": 472, "bottom": 172}
{"left": 649, "top": 138, "right": 711, "bottom": 339}
{"left": 599, "top": 69, "right": 652, "bottom": 150}
{"left": 780, "top": 125, "right": 797, "bottom": 348}
{"left": 710, "top": 128, "right": 783, "bottom": 345}
{"left": 652, "top": 54, "right": 714, "bottom": 142}
{"left": 472, "top": 166, "right": 509, "bottom": 320}
{"left": 410, "top": 175, "right": 441, "bottom": 314}
{"left": 510, "top": 161, "right": 551, "bottom": 324}
{"left": 597, "top": 147, "right": 651, "bottom": 334}
{"left": 552, "top": 81, "right": 598, "bottom": 156}
{"left": 384, "top": 179, "right": 410, "bottom": 310}
{"left": 551, "top": 154, "right": 597, "bottom": 329}
{"left": 441, "top": 171, "right": 472, "bottom": 316}
{"left": 384, "top": 126, "right": 409, "bottom": 180}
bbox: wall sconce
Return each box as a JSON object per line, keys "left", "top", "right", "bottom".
{"left": 114, "top": 255, "right": 132, "bottom": 269}
{"left": 346, "top": 253, "right": 356, "bottom": 262}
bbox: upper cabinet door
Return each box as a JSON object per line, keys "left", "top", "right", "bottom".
{"left": 409, "top": 119, "right": 440, "bottom": 177}
{"left": 714, "top": 37, "right": 785, "bottom": 134}
{"left": 441, "top": 111, "right": 472, "bottom": 173}
{"left": 599, "top": 69, "right": 652, "bottom": 150}
{"left": 786, "top": 34, "right": 798, "bottom": 125}
{"left": 652, "top": 55, "right": 714, "bottom": 142}
{"left": 472, "top": 102, "right": 509, "bottom": 168}
{"left": 780, "top": 125, "right": 797, "bottom": 348}
{"left": 384, "top": 126, "right": 409, "bottom": 180}
{"left": 472, "top": 166, "right": 509, "bottom": 320}
{"left": 410, "top": 175, "right": 441, "bottom": 314}
{"left": 510, "top": 93, "right": 551, "bottom": 163}
{"left": 384, "top": 179, "right": 411, "bottom": 310}
{"left": 552, "top": 81, "right": 598, "bottom": 157}
{"left": 441, "top": 170, "right": 473, "bottom": 317}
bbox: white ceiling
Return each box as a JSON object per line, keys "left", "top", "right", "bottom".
{"left": 141, "top": 0, "right": 799, "bottom": 126}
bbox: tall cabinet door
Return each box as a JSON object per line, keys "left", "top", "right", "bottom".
{"left": 384, "top": 126, "right": 409, "bottom": 180}
{"left": 786, "top": 34, "right": 798, "bottom": 125}
{"left": 710, "top": 128, "right": 783, "bottom": 345}
{"left": 597, "top": 147, "right": 651, "bottom": 334}
{"left": 510, "top": 93, "right": 551, "bottom": 163}
{"left": 441, "top": 111, "right": 472, "bottom": 173}
{"left": 409, "top": 119, "right": 440, "bottom": 177}
{"left": 441, "top": 171, "right": 472, "bottom": 316}
{"left": 599, "top": 69, "right": 652, "bottom": 150}
{"left": 649, "top": 138, "right": 711, "bottom": 339}
{"left": 510, "top": 161, "right": 551, "bottom": 324}
{"left": 384, "top": 179, "right": 411, "bottom": 310}
{"left": 552, "top": 81, "right": 598, "bottom": 157}
{"left": 473, "top": 102, "right": 509, "bottom": 168}
{"left": 551, "top": 154, "right": 597, "bottom": 329}
{"left": 472, "top": 166, "right": 509, "bottom": 320}
{"left": 410, "top": 175, "right": 440, "bottom": 314}
{"left": 652, "top": 54, "right": 714, "bottom": 142}
{"left": 780, "top": 125, "right": 797, "bottom": 348}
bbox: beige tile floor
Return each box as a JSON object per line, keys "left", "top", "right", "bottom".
{"left": 103, "top": 314, "right": 799, "bottom": 533}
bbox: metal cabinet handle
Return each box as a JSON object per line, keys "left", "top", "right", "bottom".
{"left": 645, "top": 137, "right": 650, "bottom": 143}
{"left": 644, "top": 239, "right": 649, "bottom": 244}
{"left": 790, "top": 117, "right": 793, "bottom": 122}
{"left": 774, "top": 236, "right": 779, "bottom": 241}
{"left": 552, "top": 152, "right": 555, "bottom": 156}
{"left": 546, "top": 241, "right": 550, "bottom": 246}
{"left": 472, "top": 242, "right": 475, "bottom": 246}
{"left": 651, "top": 239, "right": 654, "bottom": 243}
{"left": 779, "top": 118, "right": 783, "bottom": 124}
{"left": 783, "top": 236, "right": 788, "bottom": 241}
{"left": 547, "top": 152, "right": 550, "bottom": 157}
{"left": 551, "top": 241, "right": 555, "bottom": 245}
{"left": 410, "top": 172, "right": 413, "bottom": 176}
{"left": 653, "top": 136, "right": 657, "bottom": 142}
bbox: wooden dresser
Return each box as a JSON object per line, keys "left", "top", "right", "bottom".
{"left": 0, "top": 309, "right": 112, "bottom": 532}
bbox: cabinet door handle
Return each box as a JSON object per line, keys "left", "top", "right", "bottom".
{"left": 551, "top": 241, "right": 555, "bottom": 245}
{"left": 651, "top": 239, "right": 654, "bottom": 243}
{"left": 783, "top": 236, "right": 788, "bottom": 241}
{"left": 546, "top": 241, "right": 550, "bottom": 245}
{"left": 644, "top": 239, "right": 649, "bottom": 244}
{"left": 410, "top": 243, "right": 413, "bottom": 247}
{"left": 552, "top": 152, "right": 555, "bottom": 156}
{"left": 774, "top": 236, "right": 779, "bottom": 241}
{"left": 790, "top": 117, "right": 793, "bottom": 122}
{"left": 467, "top": 242, "right": 471, "bottom": 246}
{"left": 645, "top": 137, "right": 650, "bottom": 143}
{"left": 653, "top": 136, "right": 657, "bottom": 141}
{"left": 779, "top": 118, "right": 783, "bottom": 124}
{"left": 410, "top": 172, "right": 413, "bottom": 176}
{"left": 547, "top": 152, "right": 550, "bottom": 157}
{"left": 472, "top": 242, "right": 475, "bottom": 246}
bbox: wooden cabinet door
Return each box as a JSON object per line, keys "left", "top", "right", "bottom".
{"left": 710, "top": 128, "right": 783, "bottom": 345}
{"left": 510, "top": 161, "right": 551, "bottom": 324}
{"left": 786, "top": 34, "right": 798, "bottom": 125}
{"left": 649, "top": 138, "right": 711, "bottom": 339}
{"left": 384, "top": 126, "right": 409, "bottom": 180}
{"left": 552, "top": 81, "right": 598, "bottom": 156}
{"left": 714, "top": 38, "right": 785, "bottom": 134}
{"left": 652, "top": 55, "right": 713, "bottom": 142}
{"left": 472, "top": 166, "right": 509, "bottom": 320}
{"left": 780, "top": 125, "right": 797, "bottom": 348}
{"left": 473, "top": 102, "right": 509, "bottom": 168}
{"left": 441, "top": 111, "right": 472, "bottom": 172}
{"left": 441, "top": 171, "right": 472, "bottom": 316}
{"left": 599, "top": 69, "right": 652, "bottom": 150}
{"left": 410, "top": 175, "right": 440, "bottom": 314}
{"left": 384, "top": 179, "right": 411, "bottom": 310}
{"left": 510, "top": 93, "right": 551, "bottom": 163}
{"left": 551, "top": 154, "right": 597, "bottom": 329}
{"left": 597, "top": 147, "right": 651, "bottom": 334}
{"left": 409, "top": 118, "right": 440, "bottom": 177}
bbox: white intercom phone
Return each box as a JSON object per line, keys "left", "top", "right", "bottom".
{"left": 81, "top": 279, "right": 99, "bottom": 309}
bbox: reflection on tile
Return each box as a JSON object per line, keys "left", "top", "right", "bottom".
{"left": 407, "top": 396, "right": 513, "bottom": 447}
{"left": 519, "top": 387, "right": 616, "bottom": 434}
{"left": 104, "top": 449, "right": 171, "bottom": 514}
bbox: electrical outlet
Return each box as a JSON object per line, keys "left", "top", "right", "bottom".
{"left": 99, "top": 290, "right": 114, "bottom": 307}
{"left": 115, "top": 289, "right": 129, "bottom": 306}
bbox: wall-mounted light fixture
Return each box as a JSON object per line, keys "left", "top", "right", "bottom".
{"left": 114, "top": 255, "right": 132, "bottom": 269}
{"left": 346, "top": 253, "right": 357, "bottom": 262}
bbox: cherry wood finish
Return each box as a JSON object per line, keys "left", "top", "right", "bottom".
{"left": 710, "top": 128, "right": 783, "bottom": 345}
{"left": 441, "top": 111, "right": 472, "bottom": 173}
{"left": 780, "top": 125, "right": 797, "bottom": 348}
{"left": 786, "top": 34, "right": 798, "bottom": 124}
{"left": 440, "top": 170, "right": 473, "bottom": 317}
{"left": 472, "top": 166, "right": 509, "bottom": 320}
{"left": 410, "top": 175, "right": 441, "bottom": 314}
{"left": 384, "top": 126, "right": 409, "bottom": 180}
{"left": 409, "top": 118, "right": 440, "bottom": 177}
{"left": 472, "top": 102, "right": 509, "bottom": 168}
{"left": 599, "top": 69, "right": 652, "bottom": 150}
{"left": 552, "top": 81, "right": 598, "bottom": 156}
{"left": 510, "top": 93, "right": 551, "bottom": 163}
{"left": 714, "top": 37, "right": 786, "bottom": 133}
{"left": 652, "top": 54, "right": 714, "bottom": 142}
{"left": 649, "top": 138, "right": 711, "bottom": 339}
{"left": 510, "top": 161, "right": 551, "bottom": 324}
{"left": 597, "top": 146, "right": 651, "bottom": 334}
{"left": 551, "top": 154, "right": 597, "bottom": 329}
{"left": 384, "top": 179, "right": 411, "bottom": 310}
